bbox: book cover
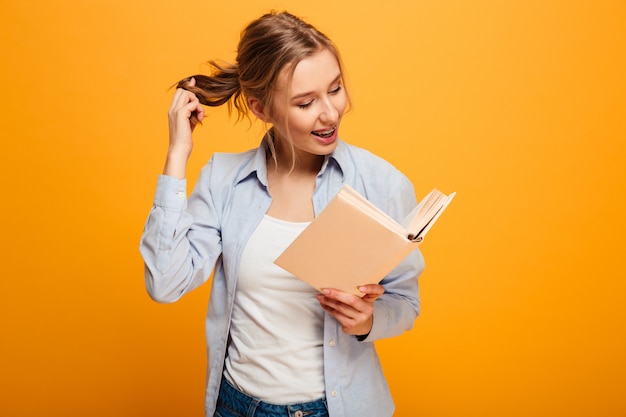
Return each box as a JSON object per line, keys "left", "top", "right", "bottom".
{"left": 274, "top": 185, "right": 455, "bottom": 296}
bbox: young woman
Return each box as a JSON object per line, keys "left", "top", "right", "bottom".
{"left": 140, "top": 11, "right": 424, "bottom": 417}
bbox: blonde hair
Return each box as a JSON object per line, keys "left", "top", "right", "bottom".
{"left": 176, "top": 11, "right": 351, "bottom": 161}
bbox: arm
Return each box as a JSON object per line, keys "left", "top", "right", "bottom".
{"left": 361, "top": 249, "right": 423, "bottom": 341}
{"left": 361, "top": 173, "right": 424, "bottom": 341}
{"left": 139, "top": 79, "right": 219, "bottom": 303}
{"left": 139, "top": 169, "right": 223, "bottom": 303}
{"left": 164, "top": 77, "right": 205, "bottom": 179}
{"left": 316, "top": 173, "right": 424, "bottom": 340}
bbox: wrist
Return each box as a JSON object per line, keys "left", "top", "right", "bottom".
{"left": 167, "top": 143, "right": 192, "bottom": 160}
{"left": 163, "top": 151, "right": 190, "bottom": 179}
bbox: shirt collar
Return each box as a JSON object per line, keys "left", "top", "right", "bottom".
{"left": 321, "top": 138, "right": 348, "bottom": 180}
{"left": 235, "top": 130, "right": 349, "bottom": 186}
{"left": 234, "top": 138, "right": 270, "bottom": 187}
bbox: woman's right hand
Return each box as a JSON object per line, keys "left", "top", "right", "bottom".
{"left": 164, "top": 77, "right": 205, "bottom": 179}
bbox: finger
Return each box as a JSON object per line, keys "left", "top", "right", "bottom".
{"left": 176, "top": 89, "right": 200, "bottom": 109}
{"left": 318, "top": 299, "right": 373, "bottom": 336}
{"left": 320, "top": 288, "right": 361, "bottom": 308}
{"left": 358, "top": 284, "right": 385, "bottom": 297}
{"left": 170, "top": 93, "right": 202, "bottom": 122}
{"left": 195, "top": 102, "right": 205, "bottom": 123}
{"left": 316, "top": 293, "right": 352, "bottom": 319}
{"left": 357, "top": 284, "right": 384, "bottom": 303}
{"left": 169, "top": 89, "right": 197, "bottom": 114}
{"left": 176, "top": 76, "right": 196, "bottom": 89}
{"left": 317, "top": 290, "right": 373, "bottom": 319}
{"left": 318, "top": 301, "right": 352, "bottom": 327}
{"left": 317, "top": 291, "right": 358, "bottom": 318}
{"left": 182, "top": 100, "right": 202, "bottom": 118}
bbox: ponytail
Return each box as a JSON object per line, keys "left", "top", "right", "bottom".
{"left": 175, "top": 61, "right": 248, "bottom": 123}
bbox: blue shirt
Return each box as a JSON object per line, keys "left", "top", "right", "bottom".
{"left": 140, "top": 138, "right": 424, "bottom": 417}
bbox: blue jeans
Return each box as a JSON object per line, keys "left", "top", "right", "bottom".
{"left": 215, "top": 377, "right": 329, "bottom": 417}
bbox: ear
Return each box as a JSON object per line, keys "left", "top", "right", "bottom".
{"left": 248, "top": 97, "right": 270, "bottom": 122}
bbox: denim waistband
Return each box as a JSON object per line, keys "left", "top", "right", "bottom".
{"left": 217, "top": 376, "right": 328, "bottom": 417}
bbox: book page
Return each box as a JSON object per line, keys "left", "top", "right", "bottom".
{"left": 403, "top": 189, "right": 456, "bottom": 241}
{"left": 414, "top": 191, "right": 455, "bottom": 240}
{"left": 339, "top": 185, "right": 408, "bottom": 237}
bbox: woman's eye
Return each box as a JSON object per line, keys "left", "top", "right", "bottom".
{"left": 298, "top": 101, "right": 313, "bottom": 109}
{"left": 330, "top": 85, "right": 342, "bottom": 94}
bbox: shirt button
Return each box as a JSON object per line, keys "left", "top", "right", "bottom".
{"left": 176, "top": 192, "right": 185, "bottom": 198}
{"left": 331, "top": 390, "right": 337, "bottom": 397}
{"left": 329, "top": 339, "right": 336, "bottom": 347}
{"left": 294, "top": 411, "right": 304, "bottom": 417}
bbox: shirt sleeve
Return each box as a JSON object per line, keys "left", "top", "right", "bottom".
{"left": 139, "top": 166, "right": 223, "bottom": 303}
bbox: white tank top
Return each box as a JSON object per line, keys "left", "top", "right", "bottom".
{"left": 224, "top": 215, "right": 325, "bottom": 403}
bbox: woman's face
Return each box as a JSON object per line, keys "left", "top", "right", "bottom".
{"left": 270, "top": 48, "right": 348, "bottom": 159}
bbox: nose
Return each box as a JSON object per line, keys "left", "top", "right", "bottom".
{"left": 319, "top": 97, "right": 339, "bottom": 124}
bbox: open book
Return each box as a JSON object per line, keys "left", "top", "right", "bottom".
{"left": 274, "top": 185, "right": 455, "bottom": 296}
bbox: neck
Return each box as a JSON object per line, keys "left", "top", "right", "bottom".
{"left": 269, "top": 140, "right": 325, "bottom": 176}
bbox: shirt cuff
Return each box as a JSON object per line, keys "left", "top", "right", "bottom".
{"left": 153, "top": 174, "right": 187, "bottom": 210}
{"left": 355, "top": 333, "right": 370, "bottom": 342}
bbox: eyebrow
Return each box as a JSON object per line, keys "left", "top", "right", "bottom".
{"left": 290, "top": 74, "right": 342, "bottom": 101}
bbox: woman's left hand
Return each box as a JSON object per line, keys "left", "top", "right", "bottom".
{"left": 316, "top": 284, "right": 384, "bottom": 336}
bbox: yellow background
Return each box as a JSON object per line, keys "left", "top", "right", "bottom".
{"left": 1, "top": 0, "right": 625, "bottom": 416}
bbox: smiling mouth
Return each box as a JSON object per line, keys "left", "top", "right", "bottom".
{"left": 312, "top": 127, "right": 336, "bottom": 139}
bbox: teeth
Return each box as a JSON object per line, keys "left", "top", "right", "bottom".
{"left": 313, "top": 127, "right": 335, "bottom": 138}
